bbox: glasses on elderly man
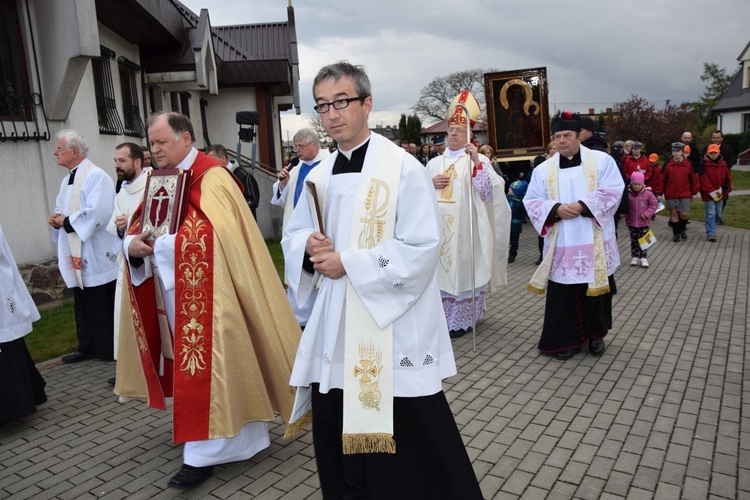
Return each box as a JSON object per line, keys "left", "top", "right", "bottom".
{"left": 313, "top": 96, "right": 367, "bottom": 114}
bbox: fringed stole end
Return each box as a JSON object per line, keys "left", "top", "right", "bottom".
{"left": 342, "top": 433, "right": 396, "bottom": 455}
{"left": 283, "top": 410, "right": 313, "bottom": 439}
{"left": 526, "top": 283, "right": 546, "bottom": 295}
{"left": 586, "top": 285, "right": 610, "bottom": 297}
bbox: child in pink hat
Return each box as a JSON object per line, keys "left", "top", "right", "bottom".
{"left": 626, "top": 171, "right": 659, "bottom": 267}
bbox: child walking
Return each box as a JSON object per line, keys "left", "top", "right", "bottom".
{"left": 699, "top": 144, "right": 731, "bottom": 242}
{"left": 626, "top": 172, "right": 659, "bottom": 268}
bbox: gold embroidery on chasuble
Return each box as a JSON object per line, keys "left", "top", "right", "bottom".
{"left": 177, "top": 211, "right": 210, "bottom": 378}
{"left": 358, "top": 179, "right": 390, "bottom": 249}
{"left": 437, "top": 157, "right": 465, "bottom": 276}
{"left": 128, "top": 285, "right": 148, "bottom": 353}
{"left": 354, "top": 341, "right": 383, "bottom": 412}
{"left": 439, "top": 213, "right": 456, "bottom": 273}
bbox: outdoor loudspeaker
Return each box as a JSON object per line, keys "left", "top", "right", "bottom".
{"left": 236, "top": 112, "right": 260, "bottom": 125}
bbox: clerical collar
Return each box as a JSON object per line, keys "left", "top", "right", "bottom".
{"left": 175, "top": 147, "right": 199, "bottom": 171}
{"left": 338, "top": 133, "right": 372, "bottom": 160}
{"left": 67, "top": 159, "right": 89, "bottom": 184}
{"left": 121, "top": 168, "right": 149, "bottom": 189}
{"left": 332, "top": 138, "right": 370, "bottom": 175}
{"left": 559, "top": 150, "right": 582, "bottom": 169}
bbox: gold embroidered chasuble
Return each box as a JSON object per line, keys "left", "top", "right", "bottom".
{"left": 116, "top": 155, "right": 300, "bottom": 443}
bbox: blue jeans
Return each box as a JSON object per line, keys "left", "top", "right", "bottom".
{"left": 704, "top": 200, "right": 723, "bottom": 236}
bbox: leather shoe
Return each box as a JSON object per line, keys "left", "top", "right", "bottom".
{"left": 108, "top": 377, "right": 116, "bottom": 386}
{"left": 554, "top": 347, "right": 581, "bottom": 360}
{"left": 507, "top": 255, "right": 516, "bottom": 263}
{"left": 168, "top": 464, "right": 214, "bottom": 489}
{"left": 62, "top": 351, "right": 90, "bottom": 364}
{"left": 673, "top": 235, "right": 680, "bottom": 242}
{"left": 589, "top": 339, "right": 605, "bottom": 356}
{"left": 680, "top": 230, "right": 687, "bottom": 240}
{"left": 449, "top": 329, "right": 468, "bottom": 339}
{"left": 535, "top": 257, "right": 543, "bottom": 265}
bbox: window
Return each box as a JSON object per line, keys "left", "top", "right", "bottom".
{"left": 170, "top": 92, "right": 179, "bottom": 112}
{"left": 743, "top": 113, "right": 750, "bottom": 133}
{"left": 117, "top": 56, "right": 145, "bottom": 138}
{"left": 170, "top": 91, "right": 191, "bottom": 117}
{"left": 0, "top": 0, "right": 31, "bottom": 121}
{"left": 179, "top": 92, "right": 191, "bottom": 118}
{"left": 91, "top": 45, "right": 124, "bottom": 135}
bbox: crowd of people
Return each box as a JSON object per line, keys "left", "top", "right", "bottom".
{"left": 1, "top": 58, "right": 741, "bottom": 497}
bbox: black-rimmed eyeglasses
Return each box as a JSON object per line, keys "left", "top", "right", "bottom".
{"left": 313, "top": 96, "right": 367, "bottom": 114}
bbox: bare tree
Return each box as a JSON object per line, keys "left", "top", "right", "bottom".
{"left": 604, "top": 95, "right": 696, "bottom": 153}
{"left": 413, "top": 68, "right": 500, "bottom": 124}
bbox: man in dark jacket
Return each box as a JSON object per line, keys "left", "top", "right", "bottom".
{"left": 582, "top": 117, "right": 628, "bottom": 232}
{"left": 681, "top": 131, "right": 702, "bottom": 173}
{"left": 580, "top": 117, "right": 608, "bottom": 152}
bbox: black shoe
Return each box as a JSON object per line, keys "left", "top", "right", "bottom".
{"left": 535, "top": 257, "right": 543, "bottom": 265}
{"left": 108, "top": 377, "right": 116, "bottom": 387}
{"left": 168, "top": 464, "right": 214, "bottom": 489}
{"left": 680, "top": 230, "right": 687, "bottom": 240}
{"left": 673, "top": 235, "right": 680, "bottom": 242}
{"left": 449, "top": 329, "right": 466, "bottom": 339}
{"left": 589, "top": 339, "right": 605, "bottom": 356}
{"left": 62, "top": 351, "right": 90, "bottom": 364}
{"left": 554, "top": 347, "right": 581, "bottom": 360}
{"left": 508, "top": 255, "right": 516, "bottom": 263}
{"left": 718, "top": 219, "right": 724, "bottom": 225}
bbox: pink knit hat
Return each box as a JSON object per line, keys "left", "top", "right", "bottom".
{"left": 630, "top": 172, "right": 645, "bottom": 184}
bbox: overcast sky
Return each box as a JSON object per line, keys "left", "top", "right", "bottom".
{"left": 181, "top": 0, "right": 750, "bottom": 139}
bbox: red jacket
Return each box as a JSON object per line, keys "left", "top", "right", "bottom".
{"left": 662, "top": 158, "right": 699, "bottom": 199}
{"left": 646, "top": 163, "right": 662, "bottom": 194}
{"left": 624, "top": 154, "right": 652, "bottom": 183}
{"left": 699, "top": 155, "right": 732, "bottom": 201}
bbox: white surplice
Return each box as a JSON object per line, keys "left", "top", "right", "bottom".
{"left": 271, "top": 148, "right": 330, "bottom": 326}
{"left": 282, "top": 133, "right": 457, "bottom": 420}
{"left": 0, "top": 224, "right": 40, "bottom": 342}
{"left": 425, "top": 149, "right": 510, "bottom": 296}
{"left": 106, "top": 168, "right": 150, "bottom": 359}
{"left": 123, "top": 148, "right": 268, "bottom": 467}
{"left": 52, "top": 160, "right": 118, "bottom": 288}
{"left": 523, "top": 146, "right": 624, "bottom": 284}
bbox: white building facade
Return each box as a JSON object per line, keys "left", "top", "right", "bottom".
{"left": 0, "top": 0, "right": 300, "bottom": 264}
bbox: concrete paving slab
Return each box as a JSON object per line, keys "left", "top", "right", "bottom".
{"left": 1, "top": 215, "right": 748, "bottom": 499}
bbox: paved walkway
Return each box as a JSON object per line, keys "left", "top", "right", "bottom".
{"left": 1, "top": 216, "right": 748, "bottom": 499}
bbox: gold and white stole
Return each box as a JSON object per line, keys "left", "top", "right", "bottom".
{"left": 341, "top": 142, "right": 403, "bottom": 454}
{"left": 435, "top": 155, "right": 469, "bottom": 294}
{"left": 527, "top": 150, "right": 610, "bottom": 296}
{"left": 58, "top": 161, "right": 94, "bottom": 289}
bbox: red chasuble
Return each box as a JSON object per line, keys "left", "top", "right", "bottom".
{"left": 122, "top": 152, "right": 299, "bottom": 443}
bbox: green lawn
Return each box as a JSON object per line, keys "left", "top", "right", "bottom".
{"left": 686, "top": 193, "right": 750, "bottom": 230}
{"left": 26, "top": 299, "right": 78, "bottom": 362}
{"left": 731, "top": 170, "right": 750, "bottom": 191}
{"left": 27, "top": 238, "right": 286, "bottom": 363}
